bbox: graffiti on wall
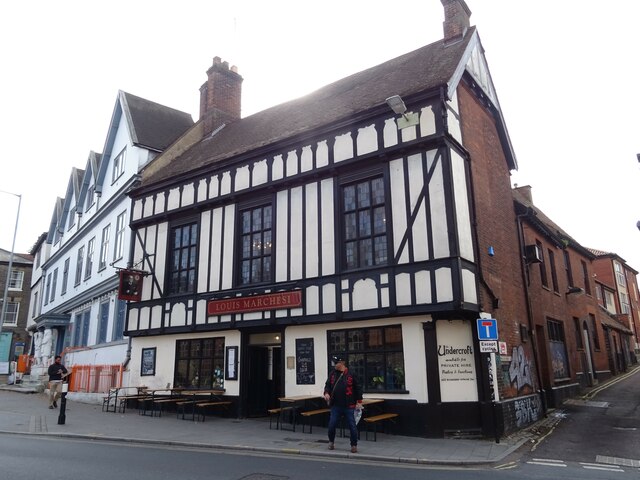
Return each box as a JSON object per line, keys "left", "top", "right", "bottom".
{"left": 508, "top": 345, "right": 534, "bottom": 392}
{"left": 513, "top": 395, "right": 542, "bottom": 428}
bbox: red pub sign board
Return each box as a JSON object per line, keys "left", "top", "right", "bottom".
{"left": 207, "top": 291, "right": 302, "bottom": 316}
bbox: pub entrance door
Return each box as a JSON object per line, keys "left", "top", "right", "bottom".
{"left": 245, "top": 332, "right": 282, "bottom": 417}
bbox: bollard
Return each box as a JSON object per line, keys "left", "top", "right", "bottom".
{"left": 57, "top": 383, "right": 68, "bottom": 425}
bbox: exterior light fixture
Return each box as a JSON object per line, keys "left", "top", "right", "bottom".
{"left": 385, "top": 95, "right": 419, "bottom": 129}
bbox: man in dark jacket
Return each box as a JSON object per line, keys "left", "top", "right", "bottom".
{"left": 323, "top": 355, "right": 362, "bottom": 453}
{"left": 47, "top": 355, "right": 68, "bottom": 409}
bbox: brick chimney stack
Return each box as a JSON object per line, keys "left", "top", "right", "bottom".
{"left": 199, "top": 56, "right": 243, "bottom": 135}
{"left": 441, "top": 0, "right": 472, "bottom": 44}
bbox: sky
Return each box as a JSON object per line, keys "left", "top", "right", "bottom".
{"left": 1, "top": 1, "right": 639, "bottom": 273}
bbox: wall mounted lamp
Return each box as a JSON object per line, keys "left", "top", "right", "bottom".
{"left": 385, "top": 95, "right": 419, "bottom": 129}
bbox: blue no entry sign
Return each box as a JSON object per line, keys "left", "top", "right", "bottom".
{"left": 476, "top": 318, "right": 498, "bottom": 340}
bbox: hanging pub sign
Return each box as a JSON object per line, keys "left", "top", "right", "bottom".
{"left": 118, "top": 270, "right": 143, "bottom": 302}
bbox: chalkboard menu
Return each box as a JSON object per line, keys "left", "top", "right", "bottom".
{"left": 295, "top": 338, "right": 315, "bottom": 385}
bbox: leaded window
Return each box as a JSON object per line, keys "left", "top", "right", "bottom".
{"left": 342, "top": 177, "right": 387, "bottom": 270}
{"left": 327, "top": 325, "right": 405, "bottom": 392}
{"left": 168, "top": 222, "right": 198, "bottom": 294}
{"left": 174, "top": 337, "right": 225, "bottom": 389}
{"left": 239, "top": 205, "right": 272, "bottom": 285}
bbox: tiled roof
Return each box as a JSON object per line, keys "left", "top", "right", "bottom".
{"left": 141, "top": 28, "right": 476, "bottom": 187}
{"left": 122, "top": 92, "right": 194, "bottom": 152}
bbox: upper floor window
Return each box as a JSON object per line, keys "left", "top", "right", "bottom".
{"left": 31, "top": 291, "right": 38, "bottom": 318}
{"left": 604, "top": 290, "right": 617, "bottom": 314}
{"left": 548, "top": 249, "right": 559, "bottom": 293}
{"left": 581, "top": 260, "right": 591, "bottom": 295}
{"left": 85, "top": 238, "right": 95, "bottom": 280}
{"left": 239, "top": 205, "right": 272, "bottom": 285}
{"left": 75, "top": 246, "right": 84, "bottom": 286}
{"left": 112, "top": 148, "right": 127, "bottom": 183}
{"left": 3, "top": 302, "right": 19, "bottom": 326}
{"left": 614, "top": 262, "right": 626, "bottom": 288}
{"left": 50, "top": 268, "right": 58, "bottom": 303}
{"left": 86, "top": 186, "right": 95, "bottom": 210}
{"left": 537, "top": 241, "right": 548, "bottom": 288}
{"left": 113, "top": 211, "right": 126, "bottom": 261}
{"left": 35, "top": 249, "right": 41, "bottom": 269}
{"left": 8, "top": 269, "right": 24, "bottom": 290}
{"left": 563, "top": 250, "right": 573, "bottom": 287}
{"left": 67, "top": 207, "right": 76, "bottom": 231}
{"left": 620, "top": 292, "right": 630, "bottom": 315}
{"left": 99, "top": 224, "right": 111, "bottom": 271}
{"left": 44, "top": 273, "right": 51, "bottom": 306}
{"left": 168, "top": 222, "right": 198, "bottom": 294}
{"left": 342, "top": 177, "right": 387, "bottom": 270}
{"left": 61, "top": 258, "right": 70, "bottom": 295}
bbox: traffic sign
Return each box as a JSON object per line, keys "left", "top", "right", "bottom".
{"left": 479, "top": 340, "right": 498, "bottom": 353}
{"left": 476, "top": 318, "right": 498, "bottom": 340}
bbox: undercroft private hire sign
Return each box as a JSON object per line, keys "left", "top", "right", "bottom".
{"left": 207, "top": 291, "right": 303, "bottom": 316}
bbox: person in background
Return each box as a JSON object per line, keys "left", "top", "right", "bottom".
{"left": 47, "top": 355, "right": 68, "bottom": 409}
{"left": 323, "top": 355, "right": 363, "bottom": 453}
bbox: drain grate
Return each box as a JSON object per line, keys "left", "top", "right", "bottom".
{"left": 596, "top": 455, "right": 640, "bottom": 468}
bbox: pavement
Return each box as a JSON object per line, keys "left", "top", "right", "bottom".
{"left": 0, "top": 387, "right": 554, "bottom": 467}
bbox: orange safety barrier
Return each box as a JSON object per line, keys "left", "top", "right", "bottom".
{"left": 68, "top": 364, "right": 123, "bottom": 393}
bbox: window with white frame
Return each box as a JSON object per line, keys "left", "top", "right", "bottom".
{"left": 86, "top": 186, "right": 95, "bottom": 211}
{"left": 50, "top": 267, "right": 58, "bottom": 303}
{"left": 44, "top": 273, "right": 51, "bottom": 306}
{"left": 8, "top": 270, "right": 24, "bottom": 290}
{"left": 3, "top": 302, "right": 19, "bottom": 325}
{"left": 31, "top": 291, "right": 38, "bottom": 318}
{"left": 75, "top": 247, "right": 84, "bottom": 286}
{"left": 614, "top": 262, "right": 626, "bottom": 287}
{"left": 112, "top": 148, "right": 127, "bottom": 183}
{"left": 99, "top": 224, "right": 110, "bottom": 270}
{"left": 620, "top": 292, "right": 630, "bottom": 315}
{"left": 61, "top": 258, "right": 70, "bottom": 295}
{"left": 85, "top": 237, "right": 95, "bottom": 280}
{"left": 113, "top": 211, "right": 126, "bottom": 261}
{"left": 67, "top": 207, "right": 76, "bottom": 231}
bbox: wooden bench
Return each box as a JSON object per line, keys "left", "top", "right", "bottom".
{"left": 300, "top": 408, "right": 330, "bottom": 434}
{"left": 267, "top": 408, "right": 284, "bottom": 430}
{"left": 362, "top": 413, "right": 399, "bottom": 441}
{"left": 102, "top": 387, "right": 148, "bottom": 413}
{"left": 195, "top": 401, "right": 232, "bottom": 422}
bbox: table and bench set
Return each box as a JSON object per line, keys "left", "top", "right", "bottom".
{"left": 102, "top": 386, "right": 231, "bottom": 422}
{"left": 269, "top": 395, "right": 399, "bottom": 441}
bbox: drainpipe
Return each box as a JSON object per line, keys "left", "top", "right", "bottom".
{"left": 515, "top": 207, "right": 547, "bottom": 417}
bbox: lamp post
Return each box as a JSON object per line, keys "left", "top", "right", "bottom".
{"left": 0, "top": 190, "right": 22, "bottom": 337}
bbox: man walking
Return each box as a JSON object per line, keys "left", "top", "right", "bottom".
{"left": 47, "top": 355, "right": 68, "bottom": 409}
{"left": 323, "top": 355, "right": 362, "bottom": 453}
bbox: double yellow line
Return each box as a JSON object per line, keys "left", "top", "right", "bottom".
{"left": 582, "top": 365, "right": 640, "bottom": 400}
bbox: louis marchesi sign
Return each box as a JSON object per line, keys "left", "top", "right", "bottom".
{"left": 118, "top": 270, "right": 144, "bottom": 302}
{"left": 207, "top": 290, "right": 303, "bottom": 316}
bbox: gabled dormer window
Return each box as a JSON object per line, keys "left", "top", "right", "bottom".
{"left": 112, "top": 148, "right": 127, "bottom": 183}
{"left": 67, "top": 207, "right": 76, "bottom": 231}
{"left": 86, "top": 186, "right": 95, "bottom": 211}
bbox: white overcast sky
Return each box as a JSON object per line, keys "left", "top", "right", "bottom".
{"left": 1, "top": 1, "right": 639, "bottom": 274}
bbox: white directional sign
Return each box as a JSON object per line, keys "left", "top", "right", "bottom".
{"left": 479, "top": 340, "right": 498, "bottom": 353}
